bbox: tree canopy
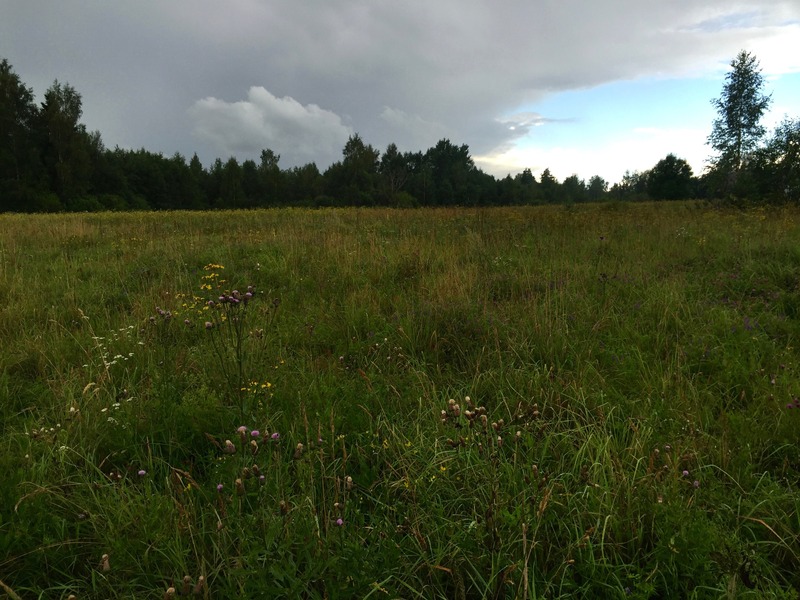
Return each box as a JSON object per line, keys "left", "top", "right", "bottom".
{"left": 1, "top": 52, "right": 798, "bottom": 212}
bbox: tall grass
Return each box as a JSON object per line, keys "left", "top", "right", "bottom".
{"left": 1, "top": 202, "right": 799, "bottom": 598}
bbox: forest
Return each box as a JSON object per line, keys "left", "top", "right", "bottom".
{"left": 1, "top": 53, "right": 798, "bottom": 213}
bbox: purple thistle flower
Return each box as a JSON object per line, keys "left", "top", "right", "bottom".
{"left": 682, "top": 470, "right": 689, "bottom": 477}
{"left": 335, "top": 518, "right": 343, "bottom": 526}
{"left": 271, "top": 432, "right": 280, "bottom": 440}
{"left": 137, "top": 469, "right": 147, "bottom": 476}
{"left": 251, "top": 430, "right": 260, "bottom": 437}
{"left": 216, "top": 483, "right": 224, "bottom": 492}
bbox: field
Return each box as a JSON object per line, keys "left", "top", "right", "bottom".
{"left": 1, "top": 202, "right": 799, "bottom": 598}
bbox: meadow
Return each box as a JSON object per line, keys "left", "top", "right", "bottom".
{"left": 1, "top": 202, "right": 799, "bottom": 599}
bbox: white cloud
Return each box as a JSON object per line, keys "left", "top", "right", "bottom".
{"left": 475, "top": 126, "right": 710, "bottom": 183}
{"left": 188, "top": 87, "right": 352, "bottom": 167}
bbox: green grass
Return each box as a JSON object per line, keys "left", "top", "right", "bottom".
{"left": 1, "top": 202, "right": 799, "bottom": 598}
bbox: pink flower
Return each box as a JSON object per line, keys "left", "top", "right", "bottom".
{"left": 335, "top": 518, "right": 343, "bottom": 526}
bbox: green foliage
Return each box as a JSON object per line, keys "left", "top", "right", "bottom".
{"left": 709, "top": 51, "right": 772, "bottom": 171}
{"left": 647, "top": 153, "right": 694, "bottom": 200}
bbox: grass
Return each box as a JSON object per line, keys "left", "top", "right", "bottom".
{"left": 1, "top": 202, "right": 799, "bottom": 598}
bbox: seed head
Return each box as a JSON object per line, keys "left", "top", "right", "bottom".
{"left": 192, "top": 576, "right": 206, "bottom": 597}
{"left": 294, "top": 442, "right": 305, "bottom": 459}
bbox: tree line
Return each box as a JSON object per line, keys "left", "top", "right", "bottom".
{"left": 1, "top": 53, "right": 797, "bottom": 213}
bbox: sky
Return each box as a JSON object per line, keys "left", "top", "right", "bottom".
{"left": 2, "top": 1, "right": 799, "bottom": 185}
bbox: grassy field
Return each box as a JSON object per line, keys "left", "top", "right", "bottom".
{"left": 1, "top": 202, "right": 799, "bottom": 599}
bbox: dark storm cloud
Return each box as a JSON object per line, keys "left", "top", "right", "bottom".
{"left": 1, "top": 0, "right": 797, "bottom": 171}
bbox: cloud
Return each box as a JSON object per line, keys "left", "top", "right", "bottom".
{"left": 3, "top": 0, "right": 799, "bottom": 175}
{"left": 188, "top": 87, "right": 353, "bottom": 167}
{"left": 378, "top": 107, "right": 450, "bottom": 151}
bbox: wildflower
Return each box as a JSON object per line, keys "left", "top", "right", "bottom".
{"left": 294, "top": 443, "right": 304, "bottom": 459}
{"left": 216, "top": 483, "right": 224, "bottom": 492}
{"left": 271, "top": 432, "right": 280, "bottom": 440}
{"left": 335, "top": 518, "right": 344, "bottom": 526}
{"left": 137, "top": 469, "right": 147, "bottom": 477}
{"left": 250, "top": 440, "right": 259, "bottom": 455}
{"left": 345, "top": 476, "right": 354, "bottom": 490}
{"left": 235, "top": 478, "right": 245, "bottom": 496}
{"left": 250, "top": 430, "right": 260, "bottom": 437}
{"left": 224, "top": 439, "right": 236, "bottom": 454}
{"left": 99, "top": 553, "right": 111, "bottom": 572}
{"left": 259, "top": 475, "right": 265, "bottom": 484}
{"left": 205, "top": 321, "right": 213, "bottom": 329}
{"left": 693, "top": 480, "right": 700, "bottom": 489}
{"left": 682, "top": 470, "right": 689, "bottom": 477}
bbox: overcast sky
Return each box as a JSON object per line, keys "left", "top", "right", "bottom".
{"left": 2, "top": 1, "right": 799, "bottom": 184}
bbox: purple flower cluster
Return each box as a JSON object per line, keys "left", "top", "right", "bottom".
{"left": 210, "top": 286, "right": 256, "bottom": 307}
{"left": 786, "top": 397, "right": 800, "bottom": 409}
